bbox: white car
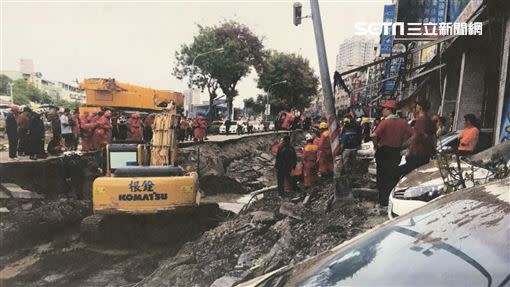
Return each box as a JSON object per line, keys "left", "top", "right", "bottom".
{"left": 357, "top": 141, "right": 374, "bottom": 160}
{"left": 250, "top": 121, "right": 264, "bottom": 132}
{"left": 388, "top": 141, "right": 510, "bottom": 219}
{"left": 219, "top": 121, "right": 247, "bottom": 134}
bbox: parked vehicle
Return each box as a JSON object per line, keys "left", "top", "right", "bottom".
{"left": 356, "top": 141, "right": 374, "bottom": 160}
{"left": 250, "top": 121, "right": 264, "bottom": 132}
{"left": 237, "top": 177, "right": 510, "bottom": 287}
{"left": 388, "top": 141, "right": 510, "bottom": 218}
{"left": 0, "top": 109, "right": 7, "bottom": 137}
{"left": 219, "top": 121, "right": 247, "bottom": 134}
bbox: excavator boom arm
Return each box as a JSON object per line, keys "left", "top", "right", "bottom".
{"left": 80, "top": 78, "right": 184, "bottom": 111}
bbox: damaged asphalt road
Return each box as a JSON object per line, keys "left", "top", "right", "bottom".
{"left": 0, "top": 131, "right": 385, "bottom": 287}
{"left": 138, "top": 180, "right": 386, "bottom": 287}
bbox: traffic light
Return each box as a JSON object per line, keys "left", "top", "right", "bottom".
{"left": 293, "top": 2, "right": 302, "bottom": 26}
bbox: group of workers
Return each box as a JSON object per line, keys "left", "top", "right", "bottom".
{"left": 73, "top": 110, "right": 156, "bottom": 152}
{"left": 274, "top": 120, "right": 346, "bottom": 197}
{"left": 177, "top": 115, "right": 208, "bottom": 142}
{"left": 5, "top": 105, "right": 46, "bottom": 160}
{"left": 274, "top": 98, "right": 482, "bottom": 208}
{"left": 4, "top": 105, "right": 160, "bottom": 159}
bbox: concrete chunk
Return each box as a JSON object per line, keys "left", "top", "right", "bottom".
{"left": 279, "top": 202, "right": 303, "bottom": 220}
{"left": 210, "top": 276, "right": 240, "bottom": 287}
{"left": 0, "top": 207, "right": 9, "bottom": 213}
{"left": 258, "top": 153, "right": 273, "bottom": 161}
{"left": 250, "top": 211, "right": 276, "bottom": 224}
{"left": 1, "top": 183, "right": 43, "bottom": 199}
{"left": 0, "top": 190, "right": 10, "bottom": 199}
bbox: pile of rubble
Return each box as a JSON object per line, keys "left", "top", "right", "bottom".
{"left": 225, "top": 152, "right": 276, "bottom": 192}
{"left": 139, "top": 181, "right": 386, "bottom": 287}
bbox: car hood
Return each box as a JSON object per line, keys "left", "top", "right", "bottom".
{"left": 396, "top": 161, "right": 443, "bottom": 190}
{"left": 237, "top": 178, "right": 510, "bottom": 287}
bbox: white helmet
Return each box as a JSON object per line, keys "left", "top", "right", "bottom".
{"left": 305, "top": 133, "right": 313, "bottom": 141}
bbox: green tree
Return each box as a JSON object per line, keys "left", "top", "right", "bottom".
{"left": 243, "top": 95, "right": 265, "bottom": 115}
{"left": 257, "top": 51, "right": 319, "bottom": 115}
{"left": 174, "top": 21, "right": 265, "bottom": 119}
{"left": 0, "top": 75, "right": 13, "bottom": 95}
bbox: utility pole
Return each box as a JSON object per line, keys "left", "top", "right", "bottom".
{"left": 8, "top": 82, "right": 14, "bottom": 104}
{"left": 308, "top": 0, "right": 352, "bottom": 200}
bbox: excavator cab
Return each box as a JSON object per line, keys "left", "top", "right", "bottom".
{"left": 92, "top": 144, "right": 199, "bottom": 215}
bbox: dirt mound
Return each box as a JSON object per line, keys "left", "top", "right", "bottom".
{"left": 139, "top": 180, "right": 386, "bottom": 287}
{"left": 0, "top": 200, "right": 91, "bottom": 253}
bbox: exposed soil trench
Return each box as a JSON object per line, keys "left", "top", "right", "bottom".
{"left": 0, "top": 132, "right": 385, "bottom": 287}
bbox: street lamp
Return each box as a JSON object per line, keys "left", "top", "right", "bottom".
{"left": 187, "top": 47, "right": 224, "bottom": 117}
{"left": 190, "top": 47, "right": 225, "bottom": 73}
{"left": 265, "top": 80, "right": 288, "bottom": 118}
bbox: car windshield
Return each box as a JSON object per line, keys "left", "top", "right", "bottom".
{"left": 267, "top": 179, "right": 510, "bottom": 287}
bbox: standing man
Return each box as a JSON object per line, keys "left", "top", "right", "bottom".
{"left": 17, "top": 107, "right": 30, "bottom": 156}
{"left": 143, "top": 114, "right": 155, "bottom": 143}
{"left": 6, "top": 105, "right": 20, "bottom": 160}
{"left": 116, "top": 113, "right": 128, "bottom": 141}
{"left": 79, "top": 111, "right": 93, "bottom": 151}
{"left": 48, "top": 107, "right": 61, "bottom": 143}
{"left": 93, "top": 111, "right": 113, "bottom": 148}
{"left": 127, "top": 112, "right": 143, "bottom": 141}
{"left": 225, "top": 118, "right": 232, "bottom": 135}
{"left": 302, "top": 133, "right": 319, "bottom": 189}
{"left": 372, "top": 99, "right": 412, "bottom": 208}
{"left": 400, "top": 99, "right": 437, "bottom": 175}
{"left": 275, "top": 135, "right": 297, "bottom": 197}
{"left": 28, "top": 109, "right": 46, "bottom": 160}
{"left": 178, "top": 116, "right": 188, "bottom": 141}
{"left": 192, "top": 115, "right": 207, "bottom": 142}
{"left": 60, "top": 108, "right": 73, "bottom": 149}
{"left": 71, "top": 109, "right": 80, "bottom": 151}
{"left": 340, "top": 118, "right": 361, "bottom": 170}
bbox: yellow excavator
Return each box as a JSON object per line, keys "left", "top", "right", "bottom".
{"left": 79, "top": 79, "right": 204, "bottom": 242}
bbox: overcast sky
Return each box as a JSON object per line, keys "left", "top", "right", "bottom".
{"left": 1, "top": 0, "right": 389, "bottom": 107}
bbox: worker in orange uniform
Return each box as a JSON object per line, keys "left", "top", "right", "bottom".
{"left": 93, "top": 111, "right": 112, "bottom": 148}
{"left": 458, "top": 113, "right": 480, "bottom": 156}
{"left": 193, "top": 115, "right": 207, "bottom": 142}
{"left": 80, "top": 111, "right": 92, "bottom": 151}
{"left": 127, "top": 112, "right": 143, "bottom": 141}
{"left": 281, "top": 111, "right": 294, "bottom": 130}
{"left": 302, "top": 133, "right": 319, "bottom": 188}
{"left": 317, "top": 122, "right": 333, "bottom": 177}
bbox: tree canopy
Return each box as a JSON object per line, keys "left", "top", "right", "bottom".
{"left": 0, "top": 75, "right": 13, "bottom": 95}
{"left": 12, "top": 79, "right": 53, "bottom": 105}
{"left": 256, "top": 51, "right": 319, "bottom": 115}
{"left": 243, "top": 95, "right": 266, "bottom": 115}
{"left": 173, "top": 21, "right": 266, "bottom": 119}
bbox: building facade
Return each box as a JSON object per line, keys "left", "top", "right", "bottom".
{"left": 336, "top": 36, "right": 378, "bottom": 72}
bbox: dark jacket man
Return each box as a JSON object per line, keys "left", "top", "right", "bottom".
{"left": 6, "top": 106, "right": 19, "bottom": 159}
{"left": 275, "top": 135, "right": 297, "bottom": 196}
{"left": 28, "top": 111, "right": 46, "bottom": 159}
{"left": 372, "top": 100, "right": 412, "bottom": 207}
